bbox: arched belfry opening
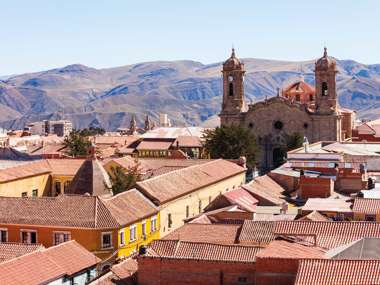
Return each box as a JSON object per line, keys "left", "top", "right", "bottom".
{"left": 322, "top": 82, "right": 328, "bottom": 96}
{"left": 229, "top": 82, "right": 234, "bottom": 96}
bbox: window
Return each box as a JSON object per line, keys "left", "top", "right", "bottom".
{"left": 32, "top": 189, "right": 38, "bottom": 197}
{"left": 307, "top": 162, "right": 315, "bottom": 167}
{"left": 54, "top": 181, "right": 61, "bottom": 195}
{"left": 21, "top": 230, "right": 37, "bottom": 244}
{"left": 229, "top": 82, "right": 234, "bottom": 96}
{"left": 141, "top": 221, "right": 146, "bottom": 237}
{"left": 295, "top": 94, "right": 301, "bottom": 102}
{"left": 248, "top": 122, "right": 254, "bottom": 129}
{"left": 365, "top": 215, "right": 376, "bottom": 221}
{"left": 168, "top": 213, "right": 172, "bottom": 229}
{"left": 119, "top": 231, "right": 125, "bottom": 246}
{"left": 273, "top": 120, "right": 284, "bottom": 130}
{"left": 238, "top": 277, "right": 248, "bottom": 283}
{"left": 21, "top": 192, "right": 27, "bottom": 197}
{"left": 322, "top": 82, "right": 328, "bottom": 96}
{"left": 309, "top": 94, "right": 314, "bottom": 101}
{"left": 129, "top": 225, "right": 137, "bottom": 242}
{"left": 151, "top": 216, "right": 157, "bottom": 232}
{"left": 303, "top": 123, "right": 309, "bottom": 129}
{"left": 0, "top": 229, "right": 8, "bottom": 243}
{"left": 186, "top": 206, "right": 190, "bottom": 218}
{"left": 345, "top": 162, "right": 352, "bottom": 169}
{"left": 198, "top": 200, "right": 202, "bottom": 213}
{"left": 101, "top": 232, "right": 112, "bottom": 248}
{"left": 64, "top": 181, "right": 71, "bottom": 192}
{"left": 53, "top": 232, "right": 71, "bottom": 245}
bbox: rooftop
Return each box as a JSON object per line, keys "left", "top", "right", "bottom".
{"left": 137, "top": 159, "right": 245, "bottom": 204}
{"left": 295, "top": 259, "right": 380, "bottom": 285}
{"left": 145, "top": 240, "right": 261, "bottom": 263}
{"left": 0, "top": 240, "right": 100, "bottom": 285}
{"left": 256, "top": 240, "right": 326, "bottom": 259}
{"left": 302, "top": 198, "right": 353, "bottom": 213}
{"left": 353, "top": 197, "right": 380, "bottom": 214}
{"left": 0, "top": 243, "right": 44, "bottom": 262}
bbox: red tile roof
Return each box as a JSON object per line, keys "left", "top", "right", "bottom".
{"left": 146, "top": 240, "right": 261, "bottom": 263}
{"left": 136, "top": 140, "right": 173, "bottom": 150}
{"left": 302, "top": 198, "right": 352, "bottom": 213}
{"left": 162, "top": 223, "right": 241, "bottom": 244}
{"left": 353, "top": 197, "right": 380, "bottom": 214}
{"left": 256, "top": 240, "right": 326, "bottom": 259}
{"left": 137, "top": 159, "right": 245, "bottom": 204}
{"left": 0, "top": 195, "right": 118, "bottom": 229}
{"left": 239, "top": 221, "right": 277, "bottom": 245}
{"left": 295, "top": 259, "right": 380, "bottom": 285}
{"left": 297, "top": 211, "right": 329, "bottom": 222}
{"left": 274, "top": 221, "right": 380, "bottom": 249}
{"left": 0, "top": 240, "right": 100, "bottom": 285}
{"left": 242, "top": 175, "right": 286, "bottom": 206}
{"left": 222, "top": 188, "right": 258, "bottom": 212}
{"left": 173, "top": 136, "right": 202, "bottom": 148}
{"left": 0, "top": 243, "right": 44, "bottom": 262}
{"left": 101, "top": 189, "right": 158, "bottom": 226}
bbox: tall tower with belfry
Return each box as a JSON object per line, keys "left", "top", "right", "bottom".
{"left": 219, "top": 48, "right": 247, "bottom": 126}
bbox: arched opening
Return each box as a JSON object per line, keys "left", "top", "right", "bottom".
{"left": 322, "top": 82, "right": 328, "bottom": 96}
{"left": 229, "top": 82, "right": 234, "bottom": 96}
{"left": 273, "top": 147, "right": 286, "bottom": 168}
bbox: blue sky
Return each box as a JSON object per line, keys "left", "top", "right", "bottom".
{"left": 1, "top": 0, "right": 380, "bottom": 75}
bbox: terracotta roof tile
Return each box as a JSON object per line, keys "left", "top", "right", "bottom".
{"left": 239, "top": 221, "right": 277, "bottom": 245}
{"left": 46, "top": 159, "right": 85, "bottom": 176}
{"left": 101, "top": 189, "right": 158, "bottom": 226}
{"left": 243, "top": 175, "right": 286, "bottom": 206}
{"left": 256, "top": 240, "right": 326, "bottom": 259}
{"left": 146, "top": 240, "right": 261, "bottom": 263}
{"left": 162, "top": 223, "right": 241, "bottom": 244}
{"left": 295, "top": 259, "right": 380, "bottom": 285}
{"left": 0, "top": 195, "right": 119, "bottom": 229}
{"left": 173, "top": 136, "right": 202, "bottom": 148}
{"left": 0, "top": 160, "right": 51, "bottom": 182}
{"left": 222, "top": 188, "right": 258, "bottom": 212}
{"left": 353, "top": 197, "right": 380, "bottom": 215}
{"left": 0, "top": 243, "right": 44, "bottom": 262}
{"left": 137, "top": 159, "right": 245, "bottom": 204}
{"left": 302, "top": 198, "right": 353, "bottom": 213}
{"left": 0, "top": 240, "right": 100, "bottom": 285}
{"left": 136, "top": 140, "right": 173, "bottom": 150}
{"left": 297, "top": 211, "right": 329, "bottom": 222}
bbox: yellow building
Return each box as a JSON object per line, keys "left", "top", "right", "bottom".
{"left": 0, "top": 159, "right": 85, "bottom": 197}
{"left": 136, "top": 159, "right": 246, "bottom": 236}
{"left": 101, "top": 189, "right": 160, "bottom": 258}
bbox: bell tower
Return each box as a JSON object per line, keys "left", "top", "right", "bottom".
{"left": 315, "top": 47, "right": 338, "bottom": 115}
{"left": 220, "top": 48, "right": 247, "bottom": 125}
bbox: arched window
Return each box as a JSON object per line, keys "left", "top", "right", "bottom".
{"left": 229, "top": 82, "right": 234, "bottom": 96}
{"left": 309, "top": 94, "right": 314, "bottom": 101}
{"left": 322, "top": 82, "right": 328, "bottom": 96}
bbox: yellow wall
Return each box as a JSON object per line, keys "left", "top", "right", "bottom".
{"left": 0, "top": 174, "right": 51, "bottom": 197}
{"left": 159, "top": 173, "right": 245, "bottom": 236}
{"left": 117, "top": 213, "right": 160, "bottom": 258}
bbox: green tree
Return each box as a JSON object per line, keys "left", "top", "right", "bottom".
{"left": 64, "top": 130, "right": 92, "bottom": 157}
{"left": 285, "top": 132, "right": 304, "bottom": 151}
{"left": 203, "top": 125, "right": 259, "bottom": 168}
{"left": 110, "top": 160, "right": 142, "bottom": 195}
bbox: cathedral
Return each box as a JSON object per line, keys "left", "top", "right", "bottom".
{"left": 219, "top": 48, "right": 355, "bottom": 171}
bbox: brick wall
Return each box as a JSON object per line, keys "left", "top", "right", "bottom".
{"left": 299, "top": 176, "right": 333, "bottom": 199}
{"left": 138, "top": 257, "right": 256, "bottom": 285}
{"left": 255, "top": 257, "right": 299, "bottom": 285}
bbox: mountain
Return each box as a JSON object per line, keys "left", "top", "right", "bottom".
{"left": 1, "top": 58, "right": 380, "bottom": 130}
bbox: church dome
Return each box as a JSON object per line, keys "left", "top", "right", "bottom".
{"left": 282, "top": 80, "right": 316, "bottom": 104}
{"left": 223, "top": 48, "right": 243, "bottom": 70}
{"left": 315, "top": 47, "right": 336, "bottom": 70}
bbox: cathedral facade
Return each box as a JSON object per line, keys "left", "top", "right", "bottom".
{"left": 220, "top": 48, "right": 355, "bottom": 171}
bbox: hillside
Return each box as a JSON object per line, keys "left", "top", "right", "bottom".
{"left": 1, "top": 57, "right": 380, "bottom": 130}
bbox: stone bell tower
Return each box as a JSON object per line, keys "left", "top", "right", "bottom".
{"left": 220, "top": 48, "right": 247, "bottom": 126}
{"left": 315, "top": 47, "right": 338, "bottom": 115}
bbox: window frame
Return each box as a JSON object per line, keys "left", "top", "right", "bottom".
{"left": 0, "top": 228, "right": 8, "bottom": 243}
{"left": 141, "top": 221, "right": 146, "bottom": 237}
{"left": 20, "top": 229, "right": 38, "bottom": 244}
{"left": 101, "top": 232, "right": 113, "bottom": 249}
{"left": 119, "top": 230, "right": 125, "bottom": 246}
{"left": 53, "top": 231, "right": 71, "bottom": 245}
{"left": 32, "top": 189, "right": 38, "bottom": 197}
{"left": 21, "top": 192, "right": 27, "bottom": 197}
{"left": 150, "top": 216, "right": 158, "bottom": 233}
{"left": 129, "top": 224, "right": 137, "bottom": 242}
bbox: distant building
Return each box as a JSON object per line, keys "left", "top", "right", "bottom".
{"left": 27, "top": 119, "right": 72, "bottom": 137}
{"left": 159, "top": 113, "right": 171, "bottom": 127}
{"left": 220, "top": 48, "right": 355, "bottom": 171}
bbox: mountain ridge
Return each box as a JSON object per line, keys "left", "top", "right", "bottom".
{"left": 1, "top": 56, "right": 380, "bottom": 130}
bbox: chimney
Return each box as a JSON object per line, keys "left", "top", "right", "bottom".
{"left": 88, "top": 142, "right": 96, "bottom": 159}
{"left": 238, "top": 156, "right": 247, "bottom": 169}
{"left": 303, "top": 136, "right": 309, "bottom": 153}
{"left": 280, "top": 202, "right": 288, "bottom": 214}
